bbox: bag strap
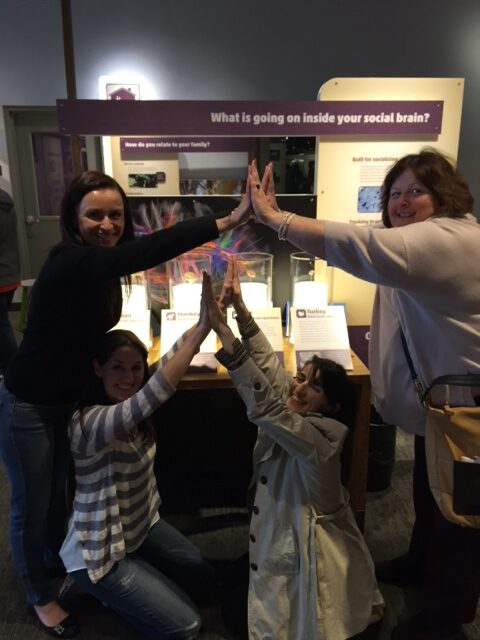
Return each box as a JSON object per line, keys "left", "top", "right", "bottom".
{"left": 400, "top": 329, "right": 425, "bottom": 403}
{"left": 424, "top": 374, "right": 480, "bottom": 387}
{"left": 401, "top": 328, "right": 480, "bottom": 404}
{"left": 423, "top": 374, "right": 480, "bottom": 400}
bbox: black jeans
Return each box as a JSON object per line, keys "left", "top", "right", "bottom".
{"left": 407, "top": 435, "right": 480, "bottom": 626}
{"left": 0, "top": 289, "right": 17, "bottom": 376}
{"left": 0, "top": 384, "right": 72, "bottom": 605}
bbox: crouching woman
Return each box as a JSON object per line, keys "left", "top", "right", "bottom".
{"left": 60, "top": 277, "right": 216, "bottom": 640}
{"left": 204, "top": 259, "right": 383, "bottom": 640}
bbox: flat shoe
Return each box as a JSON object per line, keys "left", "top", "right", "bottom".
{"left": 29, "top": 607, "right": 79, "bottom": 638}
{"left": 374, "top": 556, "right": 424, "bottom": 587}
{"left": 347, "top": 618, "right": 383, "bottom": 639}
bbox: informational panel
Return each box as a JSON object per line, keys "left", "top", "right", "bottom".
{"left": 290, "top": 304, "right": 353, "bottom": 370}
{"left": 316, "top": 77, "right": 464, "bottom": 327}
{"left": 160, "top": 309, "right": 217, "bottom": 371}
{"left": 227, "top": 307, "right": 284, "bottom": 364}
{"left": 56, "top": 89, "right": 463, "bottom": 365}
{"left": 109, "top": 136, "right": 180, "bottom": 196}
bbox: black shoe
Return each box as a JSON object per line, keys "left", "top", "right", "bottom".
{"left": 375, "top": 555, "right": 424, "bottom": 587}
{"left": 391, "top": 612, "right": 464, "bottom": 639}
{"left": 29, "top": 606, "right": 79, "bottom": 638}
{"left": 347, "top": 618, "right": 383, "bottom": 639}
{"left": 46, "top": 566, "right": 67, "bottom": 579}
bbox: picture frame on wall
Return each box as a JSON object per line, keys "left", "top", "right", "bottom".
{"left": 106, "top": 83, "right": 140, "bottom": 100}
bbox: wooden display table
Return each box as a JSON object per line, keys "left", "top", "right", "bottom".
{"left": 152, "top": 337, "right": 371, "bottom": 530}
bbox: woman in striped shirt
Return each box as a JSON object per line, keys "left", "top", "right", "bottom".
{"left": 60, "top": 274, "right": 216, "bottom": 640}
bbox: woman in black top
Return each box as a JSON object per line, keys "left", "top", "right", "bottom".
{"left": 0, "top": 170, "right": 250, "bottom": 637}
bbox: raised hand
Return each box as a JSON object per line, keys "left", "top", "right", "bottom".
{"left": 261, "top": 161, "right": 280, "bottom": 212}
{"left": 218, "top": 256, "right": 235, "bottom": 310}
{"left": 228, "top": 174, "right": 253, "bottom": 229}
{"left": 218, "top": 256, "right": 250, "bottom": 322}
{"left": 202, "top": 271, "right": 229, "bottom": 335}
{"left": 215, "top": 173, "right": 253, "bottom": 235}
{"left": 197, "top": 271, "right": 214, "bottom": 339}
{"left": 249, "top": 159, "right": 279, "bottom": 224}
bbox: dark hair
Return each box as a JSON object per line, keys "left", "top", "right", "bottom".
{"left": 304, "top": 356, "right": 356, "bottom": 429}
{"left": 381, "top": 148, "right": 474, "bottom": 227}
{"left": 78, "top": 329, "right": 155, "bottom": 444}
{"left": 60, "top": 170, "right": 134, "bottom": 245}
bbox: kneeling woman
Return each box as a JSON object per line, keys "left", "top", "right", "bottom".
{"left": 205, "top": 260, "right": 383, "bottom": 640}
{"left": 60, "top": 281, "right": 216, "bottom": 640}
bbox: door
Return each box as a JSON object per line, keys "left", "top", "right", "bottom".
{"left": 4, "top": 106, "right": 100, "bottom": 278}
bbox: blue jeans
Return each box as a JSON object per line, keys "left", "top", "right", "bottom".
{"left": 71, "top": 519, "right": 217, "bottom": 639}
{"left": 0, "top": 383, "right": 73, "bottom": 605}
{"left": 0, "top": 290, "right": 17, "bottom": 376}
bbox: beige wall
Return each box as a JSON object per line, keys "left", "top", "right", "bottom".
{"left": 316, "top": 77, "right": 464, "bottom": 325}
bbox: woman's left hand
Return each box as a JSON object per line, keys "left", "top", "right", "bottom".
{"left": 202, "top": 270, "right": 237, "bottom": 354}
{"left": 202, "top": 272, "right": 230, "bottom": 335}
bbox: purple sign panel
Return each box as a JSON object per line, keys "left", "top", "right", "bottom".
{"left": 120, "top": 137, "right": 256, "bottom": 154}
{"left": 57, "top": 99, "right": 443, "bottom": 136}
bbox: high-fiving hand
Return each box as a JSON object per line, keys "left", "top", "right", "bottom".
{"left": 249, "top": 159, "right": 280, "bottom": 224}
{"left": 228, "top": 175, "right": 253, "bottom": 229}
{"left": 218, "top": 256, "right": 250, "bottom": 323}
{"left": 200, "top": 271, "right": 229, "bottom": 336}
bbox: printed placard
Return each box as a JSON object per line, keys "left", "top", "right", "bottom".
{"left": 113, "top": 283, "right": 151, "bottom": 348}
{"left": 160, "top": 310, "right": 217, "bottom": 371}
{"left": 290, "top": 305, "right": 353, "bottom": 370}
{"left": 227, "top": 307, "right": 284, "bottom": 365}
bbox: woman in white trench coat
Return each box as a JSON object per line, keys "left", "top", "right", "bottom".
{"left": 204, "top": 262, "right": 383, "bottom": 640}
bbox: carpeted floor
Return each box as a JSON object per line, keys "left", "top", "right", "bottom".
{"left": 0, "top": 430, "right": 479, "bottom": 639}
{"left": 1, "top": 311, "right": 479, "bottom": 638}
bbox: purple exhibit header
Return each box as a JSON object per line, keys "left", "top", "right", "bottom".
{"left": 57, "top": 99, "right": 443, "bottom": 136}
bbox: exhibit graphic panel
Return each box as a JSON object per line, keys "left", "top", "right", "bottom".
{"left": 55, "top": 87, "right": 463, "bottom": 365}
{"left": 110, "top": 136, "right": 180, "bottom": 196}
{"left": 58, "top": 99, "right": 443, "bottom": 137}
{"left": 108, "top": 135, "right": 252, "bottom": 196}
{"left": 130, "top": 195, "right": 317, "bottom": 328}
{"left": 316, "top": 77, "right": 464, "bottom": 328}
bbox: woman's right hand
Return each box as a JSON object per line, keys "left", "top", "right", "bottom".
{"left": 197, "top": 272, "right": 214, "bottom": 339}
{"left": 249, "top": 160, "right": 281, "bottom": 226}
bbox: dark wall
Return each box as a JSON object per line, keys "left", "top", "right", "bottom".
{"left": 1, "top": 0, "right": 479, "bottom": 210}
{"left": 70, "top": 0, "right": 480, "bottom": 213}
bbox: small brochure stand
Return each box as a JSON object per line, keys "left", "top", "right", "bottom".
{"left": 290, "top": 305, "right": 353, "bottom": 370}
{"left": 160, "top": 309, "right": 217, "bottom": 371}
{"left": 227, "top": 307, "right": 284, "bottom": 365}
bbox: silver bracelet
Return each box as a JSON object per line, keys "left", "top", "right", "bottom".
{"left": 278, "top": 212, "right": 295, "bottom": 241}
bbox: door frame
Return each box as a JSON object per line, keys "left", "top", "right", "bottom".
{"left": 4, "top": 106, "right": 101, "bottom": 278}
{"left": 4, "top": 106, "right": 59, "bottom": 278}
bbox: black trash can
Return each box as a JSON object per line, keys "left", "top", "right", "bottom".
{"left": 367, "top": 405, "right": 397, "bottom": 492}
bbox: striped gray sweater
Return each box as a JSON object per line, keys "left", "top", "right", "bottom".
{"left": 69, "top": 335, "right": 185, "bottom": 583}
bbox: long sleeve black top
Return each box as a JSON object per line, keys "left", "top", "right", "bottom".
{"left": 5, "top": 216, "right": 218, "bottom": 405}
